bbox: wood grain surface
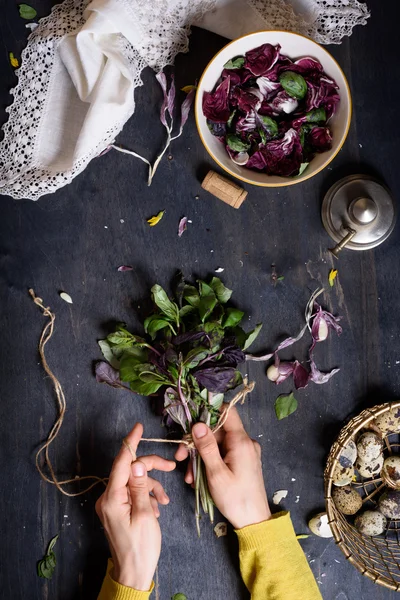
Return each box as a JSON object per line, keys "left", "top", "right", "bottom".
{"left": 1, "top": 2, "right": 399, "bottom": 599}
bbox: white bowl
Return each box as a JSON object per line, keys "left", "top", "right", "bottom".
{"left": 195, "top": 30, "right": 352, "bottom": 187}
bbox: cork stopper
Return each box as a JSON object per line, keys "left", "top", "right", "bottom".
{"left": 201, "top": 170, "right": 247, "bottom": 209}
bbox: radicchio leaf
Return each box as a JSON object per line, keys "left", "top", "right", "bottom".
{"left": 246, "top": 128, "right": 303, "bottom": 176}
{"left": 293, "top": 361, "right": 310, "bottom": 389}
{"left": 178, "top": 217, "right": 188, "bottom": 237}
{"left": 308, "top": 127, "right": 333, "bottom": 152}
{"left": 156, "top": 72, "right": 169, "bottom": 127}
{"left": 202, "top": 77, "right": 231, "bottom": 123}
{"left": 256, "top": 77, "right": 282, "bottom": 99}
{"left": 245, "top": 43, "right": 280, "bottom": 77}
{"left": 309, "top": 354, "right": 340, "bottom": 384}
{"left": 269, "top": 91, "right": 298, "bottom": 114}
{"left": 117, "top": 265, "right": 133, "bottom": 272}
{"left": 231, "top": 87, "right": 261, "bottom": 113}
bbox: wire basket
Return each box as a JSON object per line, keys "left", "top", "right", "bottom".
{"left": 325, "top": 402, "right": 400, "bottom": 591}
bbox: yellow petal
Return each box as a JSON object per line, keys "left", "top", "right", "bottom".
{"left": 296, "top": 534, "right": 310, "bottom": 539}
{"left": 147, "top": 210, "right": 165, "bottom": 227}
{"left": 9, "top": 52, "right": 19, "bottom": 68}
{"left": 181, "top": 85, "right": 196, "bottom": 94}
{"left": 328, "top": 269, "right": 338, "bottom": 287}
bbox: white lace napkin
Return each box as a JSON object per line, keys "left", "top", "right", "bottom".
{"left": 0, "top": 0, "right": 370, "bottom": 200}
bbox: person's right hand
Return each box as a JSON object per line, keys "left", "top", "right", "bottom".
{"left": 175, "top": 407, "right": 271, "bottom": 530}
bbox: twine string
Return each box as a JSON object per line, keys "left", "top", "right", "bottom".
{"left": 30, "top": 289, "right": 255, "bottom": 495}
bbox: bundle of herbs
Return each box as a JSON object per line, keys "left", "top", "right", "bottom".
{"left": 96, "top": 276, "right": 261, "bottom": 534}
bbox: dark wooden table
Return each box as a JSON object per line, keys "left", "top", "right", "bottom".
{"left": 1, "top": 2, "right": 399, "bottom": 599}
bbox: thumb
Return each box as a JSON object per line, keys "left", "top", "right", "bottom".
{"left": 192, "top": 423, "right": 226, "bottom": 475}
{"left": 128, "top": 460, "right": 152, "bottom": 513}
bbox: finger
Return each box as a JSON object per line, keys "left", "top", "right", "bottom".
{"left": 108, "top": 423, "right": 143, "bottom": 493}
{"left": 136, "top": 454, "right": 176, "bottom": 473}
{"left": 150, "top": 495, "right": 160, "bottom": 518}
{"left": 148, "top": 476, "right": 170, "bottom": 505}
{"left": 221, "top": 406, "right": 246, "bottom": 434}
{"left": 184, "top": 460, "right": 194, "bottom": 485}
{"left": 128, "top": 460, "right": 153, "bottom": 513}
{"left": 175, "top": 443, "right": 189, "bottom": 462}
{"left": 192, "top": 423, "right": 226, "bottom": 476}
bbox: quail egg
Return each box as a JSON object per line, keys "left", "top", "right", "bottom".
{"left": 382, "top": 456, "right": 400, "bottom": 484}
{"left": 354, "top": 510, "right": 387, "bottom": 536}
{"left": 378, "top": 489, "right": 400, "bottom": 519}
{"left": 356, "top": 432, "right": 383, "bottom": 462}
{"left": 333, "top": 463, "right": 355, "bottom": 486}
{"left": 332, "top": 486, "right": 362, "bottom": 515}
{"left": 355, "top": 453, "right": 384, "bottom": 479}
{"left": 338, "top": 440, "right": 357, "bottom": 469}
{"left": 308, "top": 512, "right": 333, "bottom": 538}
{"left": 374, "top": 408, "right": 400, "bottom": 435}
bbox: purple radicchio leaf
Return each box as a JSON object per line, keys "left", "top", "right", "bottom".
{"left": 236, "top": 112, "right": 256, "bottom": 134}
{"left": 167, "top": 74, "right": 176, "bottom": 120}
{"left": 194, "top": 367, "right": 237, "bottom": 393}
{"left": 95, "top": 361, "right": 122, "bottom": 386}
{"left": 171, "top": 86, "right": 196, "bottom": 141}
{"left": 269, "top": 90, "right": 298, "bottom": 114}
{"left": 311, "top": 303, "right": 342, "bottom": 343}
{"left": 246, "top": 128, "right": 303, "bottom": 176}
{"left": 178, "top": 216, "right": 188, "bottom": 237}
{"left": 245, "top": 43, "right": 280, "bottom": 77}
{"left": 256, "top": 77, "right": 282, "bottom": 100}
{"left": 202, "top": 77, "right": 231, "bottom": 123}
{"left": 293, "top": 361, "right": 310, "bottom": 389}
{"left": 222, "top": 67, "right": 253, "bottom": 87}
{"left": 308, "top": 126, "right": 333, "bottom": 152}
{"left": 231, "top": 87, "right": 261, "bottom": 113}
{"left": 305, "top": 77, "right": 340, "bottom": 119}
{"left": 156, "top": 71, "right": 169, "bottom": 128}
{"left": 309, "top": 353, "right": 340, "bottom": 384}
{"left": 117, "top": 265, "right": 133, "bottom": 272}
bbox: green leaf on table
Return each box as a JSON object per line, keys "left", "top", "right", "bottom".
{"left": 98, "top": 340, "right": 120, "bottom": 369}
{"left": 222, "top": 307, "right": 244, "bottom": 329}
{"left": 275, "top": 392, "right": 298, "bottom": 420}
{"left": 37, "top": 534, "right": 58, "bottom": 579}
{"left": 19, "top": 3, "right": 37, "bottom": 19}
{"left": 151, "top": 285, "right": 179, "bottom": 322}
{"left": 183, "top": 285, "right": 200, "bottom": 308}
{"left": 226, "top": 134, "right": 250, "bottom": 153}
{"left": 209, "top": 277, "right": 232, "bottom": 304}
{"left": 241, "top": 323, "right": 263, "bottom": 351}
{"left": 223, "top": 56, "right": 245, "bottom": 69}
{"left": 47, "top": 534, "right": 59, "bottom": 554}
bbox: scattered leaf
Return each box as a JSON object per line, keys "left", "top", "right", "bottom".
{"left": 296, "top": 534, "right": 310, "bottom": 539}
{"left": 172, "top": 595, "right": 187, "bottom": 600}
{"left": 272, "top": 489, "right": 288, "bottom": 505}
{"left": 59, "top": 292, "right": 73, "bottom": 304}
{"left": 117, "top": 265, "right": 133, "bottom": 272}
{"left": 9, "top": 52, "right": 19, "bottom": 68}
{"left": 147, "top": 210, "right": 165, "bottom": 226}
{"left": 298, "top": 162, "right": 309, "bottom": 176}
{"left": 275, "top": 392, "right": 298, "bottom": 420}
{"left": 37, "top": 534, "right": 58, "bottom": 579}
{"left": 214, "top": 522, "right": 228, "bottom": 538}
{"left": 25, "top": 22, "right": 38, "bottom": 31}
{"left": 178, "top": 217, "right": 188, "bottom": 237}
{"left": 329, "top": 269, "right": 338, "bottom": 287}
{"left": 19, "top": 3, "right": 37, "bottom": 19}
{"left": 181, "top": 85, "right": 196, "bottom": 93}
{"left": 215, "top": 267, "right": 224, "bottom": 273}
{"left": 277, "top": 276, "right": 285, "bottom": 281}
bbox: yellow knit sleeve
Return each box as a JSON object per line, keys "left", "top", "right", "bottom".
{"left": 97, "top": 559, "right": 154, "bottom": 600}
{"left": 235, "top": 511, "right": 322, "bottom": 600}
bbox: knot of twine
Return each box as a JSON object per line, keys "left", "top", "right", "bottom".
{"left": 30, "top": 288, "right": 255, "bottom": 494}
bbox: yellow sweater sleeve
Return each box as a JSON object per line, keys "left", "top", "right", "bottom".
{"left": 235, "top": 511, "right": 322, "bottom": 600}
{"left": 97, "top": 559, "right": 154, "bottom": 600}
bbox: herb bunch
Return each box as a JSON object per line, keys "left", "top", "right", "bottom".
{"left": 96, "top": 276, "right": 262, "bottom": 533}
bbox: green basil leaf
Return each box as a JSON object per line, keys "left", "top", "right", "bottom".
{"left": 241, "top": 323, "right": 263, "bottom": 350}
{"left": 198, "top": 281, "right": 217, "bottom": 322}
{"left": 258, "top": 115, "right": 278, "bottom": 138}
{"left": 258, "top": 127, "right": 267, "bottom": 145}
{"left": 179, "top": 305, "right": 195, "bottom": 318}
{"left": 129, "top": 379, "right": 165, "bottom": 396}
{"left": 38, "top": 559, "right": 53, "bottom": 579}
{"left": 298, "top": 162, "right": 309, "bottom": 175}
{"left": 204, "top": 321, "right": 225, "bottom": 351}
{"left": 168, "top": 364, "right": 179, "bottom": 380}
{"left": 151, "top": 285, "right": 179, "bottom": 322}
{"left": 275, "top": 392, "right": 298, "bottom": 420}
{"left": 107, "top": 330, "right": 144, "bottom": 346}
{"left": 45, "top": 552, "right": 56, "bottom": 570}
{"left": 120, "top": 346, "right": 148, "bottom": 362}
{"left": 47, "top": 534, "right": 59, "bottom": 554}
{"left": 172, "top": 594, "right": 187, "bottom": 600}
{"left": 222, "top": 308, "right": 244, "bottom": 329}
{"left": 223, "top": 56, "right": 245, "bottom": 69}
{"left": 98, "top": 340, "right": 120, "bottom": 369}
{"left": 233, "top": 326, "right": 247, "bottom": 349}
{"left": 183, "top": 285, "right": 200, "bottom": 308}
{"left": 306, "top": 107, "right": 326, "bottom": 123}
{"left": 209, "top": 277, "right": 232, "bottom": 304}
{"left": 119, "top": 356, "right": 150, "bottom": 382}
{"left": 144, "top": 315, "right": 173, "bottom": 339}
{"left": 279, "top": 71, "right": 307, "bottom": 100}
{"left": 210, "top": 392, "right": 224, "bottom": 410}
{"left": 227, "top": 109, "right": 236, "bottom": 129}
{"left": 139, "top": 372, "right": 169, "bottom": 383}
{"left": 184, "top": 347, "right": 210, "bottom": 368}
{"left": 226, "top": 134, "right": 250, "bottom": 153}
{"left": 19, "top": 3, "right": 37, "bottom": 19}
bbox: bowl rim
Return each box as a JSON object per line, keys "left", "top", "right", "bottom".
{"left": 195, "top": 29, "right": 353, "bottom": 188}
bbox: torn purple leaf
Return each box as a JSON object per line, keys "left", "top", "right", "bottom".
{"left": 156, "top": 71, "right": 169, "bottom": 128}
{"left": 202, "top": 77, "right": 231, "bottom": 123}
{"left": 178, "top": 217, "right": 188, "bottom": 237}
{"left": 180, "top": 87, "right": 196, "bottom": 129}
{"left": 244, "top": 43, "right": 280, "bottom": 77}
{"left": 310, "top": 354, "right": 340, "bottom": 384}
{"left": 167, "top": 74, "right": 176, "bottom": 120}
{"left": 117, "top": 265, "right": 133, "bottom": 272}
{"left": 293, "top": 361, "right": 310, "bottom": 389}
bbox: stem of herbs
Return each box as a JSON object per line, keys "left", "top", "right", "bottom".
{"left": 178, "top": 369, "right": 192, "bottom": 425}
{"left": 195, "top": 452, "right": 201, "bottom": 537}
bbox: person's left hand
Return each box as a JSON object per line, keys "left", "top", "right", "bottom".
{"left": 96, "top": 423, "right": 176, "bottom": 591}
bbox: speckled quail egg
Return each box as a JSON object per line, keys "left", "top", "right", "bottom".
{"left": 332, "top": 486, "right": 362, "bottom": 515}
{"left": 374, "top": 408, "right": 400, "bottom": 435}
{"left": 338, "top": 440, "right": 357, "bottom": 469}
{"left": 378, "top": 489, "right": 400, "bottom": 519}
{"left": 332, "top": 463, "right": 355, "bottom": 486}
{"left": 355, "top": 453, "right": 384, "bottom": 479}
{"left": 308, "top": 512, "right": 333, "bottom": 538}
{"left": 382, "top": 456, "right": 400, "bottom": 485}
{"left": 356, "top": 432, "right": 383, "bottom": 462}
{"left": 354, "top": 510, "right": 387, "bottom": 536}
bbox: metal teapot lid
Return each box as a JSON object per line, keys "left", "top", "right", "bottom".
{"left": 321, "top": 174, "right": 396, "bottom": 257}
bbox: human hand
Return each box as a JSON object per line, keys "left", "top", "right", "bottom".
{"left": 96, "top": 423, "right": 176, "bottom": 590}
{"left": 175, "top": 408, "right": 271, "bottom": 530}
